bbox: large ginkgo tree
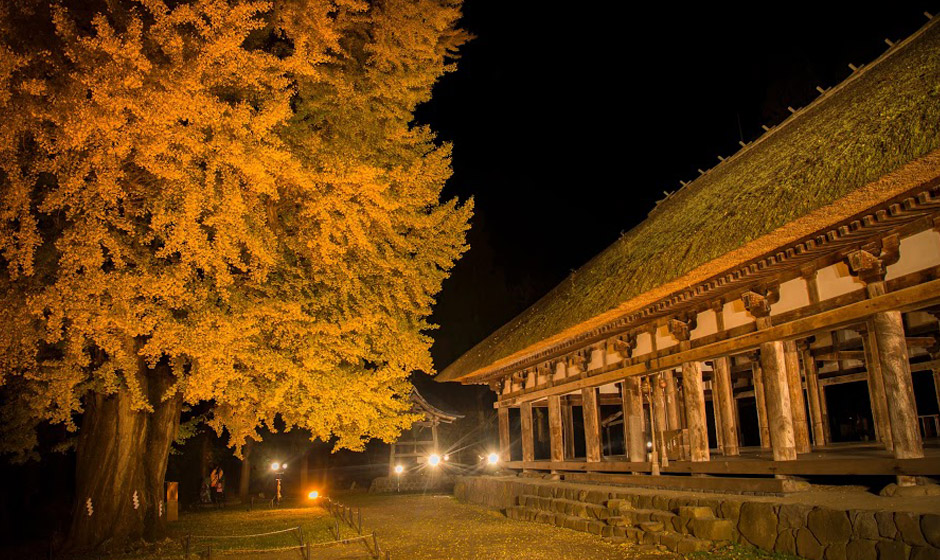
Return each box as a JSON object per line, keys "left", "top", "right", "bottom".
{"left": 0, "top": 0, "right": 471, "bottom": 549}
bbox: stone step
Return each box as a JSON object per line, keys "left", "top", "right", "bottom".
{"left": 506, "top": 504, "right": 716, "bottom": 554}
{"left": 516, "top": 494, "right": 610, "bottom": 519}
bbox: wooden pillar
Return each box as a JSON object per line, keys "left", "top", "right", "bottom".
{"left": 621, "top": 377, "right": 646, "bottom": 463}
{"left": 664, "top": 370, "right": 681, "bottom": 431}
{"left": 668, "top": 317, "right": 709, "bottom": 462}
{"left": 651, "top": 373, "right": 667, "bottom": 441}
{"left": 682, "top": 361, "right": 710, "bottom": 461}
{"left": 582, "top": 387, "right": 602, "bottom": 462}
{"left": 713, "top": 381, "right": 724, "bottom": 452}
{"left": 713, "top": 356, "right": 739, "bottom": 456}
{"left": 742, "top": 290, "right": 797, "bottom": 461}
{"left": 520, "top": 402, "right": 535, "bottom": 464}
{"left": 800, "top": 344, "right": 828, "bottom": 447}
{"left": 847, "top": 238, "right": 923, "bottom": 485}
{"left": 750, "top": 357, "right": 771, "bottom": 449}
{"left": 784, "top": 340, "right": 811, "bottom": 454}
{"left": 934, "top": 369, "right": 940, "bottom": 417}
{"left": 547, "top": 395, "right": 564, "bottom": 464}
{"left": 562, "top": 402, "right": 576, "bottom": 459}
{"left": 871, "top": 310, "right": 923, "bottom": 460}
{"left": 862, "top": 324, "right": 894, "bottom": 450}
{"left": 497, "top": 406, "right": 511, "bottom": 462}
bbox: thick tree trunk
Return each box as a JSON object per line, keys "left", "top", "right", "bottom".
{"left": 66, "top": 354, "right": 182, "bottom": 551}
{"left": 239, "top": 439, "right": 253, "bottom": 502}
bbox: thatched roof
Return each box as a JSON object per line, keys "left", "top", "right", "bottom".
{"left": 439, "top": 18, "right": 940, "bottom": 383}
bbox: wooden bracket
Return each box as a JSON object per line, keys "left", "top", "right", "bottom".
{"left": 846, "top": 234, "right": 900, "bottom": 284}
{"left": 668, "top": 314, "right": 697, "bottom": 342}
{"left": 741, "top": 287, "right": 779, "bottom": 319}
{"left": 609, "top": 334, "right": 636, "bottom": 359}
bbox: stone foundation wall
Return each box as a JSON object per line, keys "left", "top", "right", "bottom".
{"left": 369, "top": 474, "right": 454, "bottom": 494}
{"left": 454, "top": 476, "right": 940, "bottom": 560}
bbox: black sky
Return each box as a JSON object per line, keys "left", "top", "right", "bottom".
{"left": 419, "top": 2, "right": 939, "bottom": 381}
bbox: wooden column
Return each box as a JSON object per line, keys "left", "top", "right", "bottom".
{"left": 664, "top": 370, "right": 681, "bottom": 430}
{"left": 783, "top": 340, "right": 811, "bottom": 454}
{"left": 713, "top": 381, "right": 724, "bottom": 452}
{"left": 934, "top": 369, "right": 940, "bottom": 416}
{"left": 651, "top": 373, "right": 667, "bottom": 441}
{"left": 848, "top": 238, "right": 923, "bottom": 485}
{"left": 743, "top": 290, "right": 797, "bottom": 461}
{"left": 621, "top": 377, "right": 646, "bottom": 463}
{"left": 713, "top": 356, "right": 739, "bottom": 456}
{"left": 562, "top": 403, "right": 576, "bottom": 459}
{"left": 669, "top": 317, "right": 709, "bottom": 462}
{"left": 498, "top": 406, "right": 511, "bottom": 462}
{"left": 750, "top": 356, "right": 771, "bottom": 449}
{"left": 582, "top": 387, "right": 602, "bottom": 462}
{"left": 682, "top": 361, "right": 710, "bottom": 461}
{"left": 547, "top": 395, "right": 564, "bottom": 464}
{"left": 520, "top": 402, "right": 535, "bottom": 464}
{"left": 800, "top": 343, "right": 828, "bottom": 447}
{"left": 862, "top": 324, "right": 894, "bottom": 450}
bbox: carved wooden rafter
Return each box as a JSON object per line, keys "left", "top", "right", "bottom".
{"left": 846, "top": 234, "right": 901, "bottom": 284}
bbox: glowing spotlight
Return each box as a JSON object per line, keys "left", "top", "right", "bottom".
{"left": 308, "top": 490, "right": 319, "bottom": 499}
{"left": 443, "top": 454, "right": 450, "bottom": 461}
{"left": 394, "top": 464, "right": 404, "bottom": 475}
{"left": 487, "top": 452, "right": 499, "bottom": 465}
{"left": 646, "top": 441, "right": 653, "bottom": 449}
{"left": 271, "top": 462, "right": 281, "bottom": 471}
{"left": 428, "top": 453, "right": 441, "bottom": 467}
{"left": 282, "top": 463, "right": 287, "bottom": 469}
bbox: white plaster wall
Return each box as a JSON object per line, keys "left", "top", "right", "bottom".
{"left": 816, "top": 261, "right": 864, "bottom": 300}
{"left": 690, "top": 309, "right": 718, "bottom": 340}
{"left": 886, "top": 229, "right": 940, "bottom": 280}
{"left": 771, "top": 277, "right": 811, "bottom": 316}
{"left": 588, "top": 348, "right": 604, "bottom": 370}
{"left": 599, "top": 382, "right": 619, "bottom": 394}
{"left": 553, "top": 362, "right": 566, "bottom": 381}
{"left": 722, "top": 299, "right": 754, "bottom": 330}
{"left": 635, "top": 331, "right": 653, "bottom": 356}
{"left": 655, "top": 324, "right": 678, "bottom": 350}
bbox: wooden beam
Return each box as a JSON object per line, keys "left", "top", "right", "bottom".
{"left": 498, "top": 406, "right": 510, "bottom": 462}
{"left": 504, "top": 455, "right": 940, "bottom": 476}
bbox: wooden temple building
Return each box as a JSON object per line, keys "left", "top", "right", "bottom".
{"left": 438, "top": 17, "right": 940, "bottom": 490}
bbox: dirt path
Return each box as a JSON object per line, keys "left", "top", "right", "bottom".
{"left": 334, "top": 493, "right": 677, "bottom": 560}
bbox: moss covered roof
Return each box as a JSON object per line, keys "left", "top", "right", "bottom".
{"left": 439, "top": 19, "right": 940, "bottom": 383}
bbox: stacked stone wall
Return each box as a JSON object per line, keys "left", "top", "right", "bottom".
{"left": 454, "top": 476, "right": 940, "bottom": 560}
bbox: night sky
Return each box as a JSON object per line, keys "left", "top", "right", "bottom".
{"left": 420, "top": 2, "right": 938, "bottom": 389}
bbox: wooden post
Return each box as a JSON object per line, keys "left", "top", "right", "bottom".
{"left": 651, "top": 373, "right": 667, "bottom": 445}
{"left": 871, "top": 310, "right": 924, "bottom": 466}
{"left": 621, "top": 377, "right": 646, "bottom": 464}
{"left": 713, "top": 356, "right": 739, "bottom": 456}
{"left": 520, "top": 402, "right": 535, "bottom": 464}
{"left": 742, "top": 290, "right": 798, "bottom": 462}
{"left": 800, "top": 344, "right": 827, "bottom": 447}
{"left": 682, "top": 361, "right": 710, "bottom": 462}
{"left": 582, "top": 387, "right": 602, "bottom": 462}
{"left": 751, "top": 357, "right": 771, "bottom": 449}
{"left": 497, "top": 406, "right": 510, "bottom": 462}
{"left": 562, "top": 401, "right": 576, "bottom": 459}
{"left": 547, "top": 394, "right": 564, "bottom": 465}
{"left": 784, "top": 340, "right": 811, "bottom": 454}
{"left": 862, "top": 324, "right": 894, "bottom": 449}
{"left": 847, "top": 238, "right": 923, "bottom": 485}
{"left": 664, "top": 370, "right": 681, "bottom": 431}
{"left": 713, "top": 379, "right": 724, "bottom": 453}
{"left": 934, "top": 369, "right": 940, "bottom": 416}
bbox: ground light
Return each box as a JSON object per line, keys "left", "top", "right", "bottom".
{"left": 428, "top": 453, "right": 441, "bottom": 467}
{"left": 487, "top": 452, "right": 499, "bottom": 465}
{"left": 271, "top": 462, "right": 280, "bottom": 471}
{"left": 394, "top": 464, "right": 404, "bottom": 474}
{"left": 308, "top": 490, "right": 319, "bottom": 500}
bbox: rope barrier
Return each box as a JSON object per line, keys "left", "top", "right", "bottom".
{"left": 189, "top": 526, "right": 301, "bottom": 539}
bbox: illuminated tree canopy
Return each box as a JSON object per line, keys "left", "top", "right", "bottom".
{"left": 0, "top": 0, "right": 470, "bottom": 547}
